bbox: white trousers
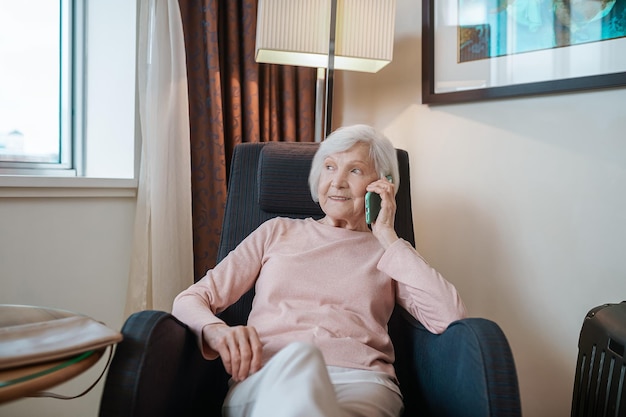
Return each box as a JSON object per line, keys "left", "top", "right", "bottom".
{"left": 222, "top": 342, "right": 404, "bottom": 417}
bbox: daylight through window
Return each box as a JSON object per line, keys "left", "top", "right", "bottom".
{"left": 0, "top": 0, "right": 75, "bottom": 173}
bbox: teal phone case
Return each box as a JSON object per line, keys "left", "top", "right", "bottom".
{"left": 365, "top": 175, "right": 392, "bottom": 224}
{"left": 365, "top": 192, "right": 382, "bottom": 224}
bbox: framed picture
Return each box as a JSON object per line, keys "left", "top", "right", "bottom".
{"left": 422, "top": 0, "right": 626, "bottom": 104}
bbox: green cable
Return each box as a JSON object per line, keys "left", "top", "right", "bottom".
{"left": 0, "top": 351, "right": 96, "bottom": 388}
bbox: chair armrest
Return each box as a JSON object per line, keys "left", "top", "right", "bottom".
{"left": 390, "top": 307, "right": 521, "bottom": 417}
{"left": 99, "top": 310, "right": 228, "bottom": 417}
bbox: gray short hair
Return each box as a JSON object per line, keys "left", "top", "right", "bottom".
{"left": 308, "top": 124, "right": 400, "bottom": 203}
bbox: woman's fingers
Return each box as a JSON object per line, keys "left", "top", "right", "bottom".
{"left": 367, "top": 178, "right": 396, "bottom": 225}
{"left": 366, "top": 178, "right": 399, "bottom": 248}
{"left": 232, "top": 326, "right": 262, "bottom": 381}
{"left": 247, "top": 327, "right": 263, "bottom": 374}
{"left": 204, "top": 324, "right": 263, "bottom": 381}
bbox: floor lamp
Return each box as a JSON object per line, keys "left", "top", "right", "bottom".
{"left": 255, "top": 0, "right": 396, "bottom": 142}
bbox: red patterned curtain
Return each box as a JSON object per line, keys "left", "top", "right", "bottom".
{"left": 178, "top": 0, "right": 316, "bottom": 280}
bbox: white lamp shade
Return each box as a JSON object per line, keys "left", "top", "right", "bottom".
{"left": 255, "top": 0, "right": 396, "bottom": 73}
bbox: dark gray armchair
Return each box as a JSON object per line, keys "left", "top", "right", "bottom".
{"left": 99, "top": 142, "right": 521, "bottom": 417}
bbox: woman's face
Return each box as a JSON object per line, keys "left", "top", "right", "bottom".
{"left": 317, "top": 142, "right": 379, "bottom": 230}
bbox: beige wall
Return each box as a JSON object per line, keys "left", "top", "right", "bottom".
{"left": 0, "top": 197, "right": 135, "bottom": 416}
{"left": 336, "top": 1, "right": 626, "bottom": 416}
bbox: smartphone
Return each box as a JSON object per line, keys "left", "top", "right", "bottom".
{"left": 365, "top": 175, "right": 392, "bottom": 224}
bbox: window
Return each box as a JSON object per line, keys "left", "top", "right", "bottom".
{"left": 0, "top": 0, "right": 139, "bottom": 185}
{"left": 0, "top": 0, "right": 80, "bottom": 175}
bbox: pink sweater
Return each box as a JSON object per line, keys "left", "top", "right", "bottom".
{"left": 172, "top": 217, "right": 466, "bottom": 379}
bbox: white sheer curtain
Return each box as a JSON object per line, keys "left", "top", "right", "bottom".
{"left": 125, "top": 0, "right": 193, "bottom": 315}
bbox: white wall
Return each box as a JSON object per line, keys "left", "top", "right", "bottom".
{"left": 337, "top": 1, "right": 626, "bottom": 416}
{"left": 83, "top": 0, "right": 137, "bottom": 178}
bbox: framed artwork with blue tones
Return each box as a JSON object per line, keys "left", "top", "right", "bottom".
{"left": 422, "top": 0, "right": 626, "bottom": 104}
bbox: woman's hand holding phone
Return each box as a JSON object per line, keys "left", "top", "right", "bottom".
{"left": 365, "top": 175, "right": 399, "bottom": 249}
{"left": 366, "top": 175, "right": 392, "bottom": 224}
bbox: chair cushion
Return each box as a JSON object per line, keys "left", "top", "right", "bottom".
{"left": 257, "top": 142, "right": 323, "bottom": 215}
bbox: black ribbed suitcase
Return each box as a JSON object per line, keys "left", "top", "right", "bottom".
{"left": 572, "top": 301, "right": 626, "bottom": 417}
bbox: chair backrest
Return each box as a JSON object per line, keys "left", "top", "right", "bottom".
{"left": 215, "top": 141, "right": 415, "bottom": 326}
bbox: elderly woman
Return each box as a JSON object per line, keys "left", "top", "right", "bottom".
{"left": 172, "top": 124, "right": 467, "bottom": 417}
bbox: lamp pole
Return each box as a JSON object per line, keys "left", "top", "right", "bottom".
{"left": 324, "top": 0, "right": 337, "bottom": 139}
{"left": 314, "top": 0, "right": 337, "bottom": 142}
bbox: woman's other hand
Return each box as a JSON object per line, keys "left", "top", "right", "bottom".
{"left": 203, "top": 323, "right": 263, "bottom": 381}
